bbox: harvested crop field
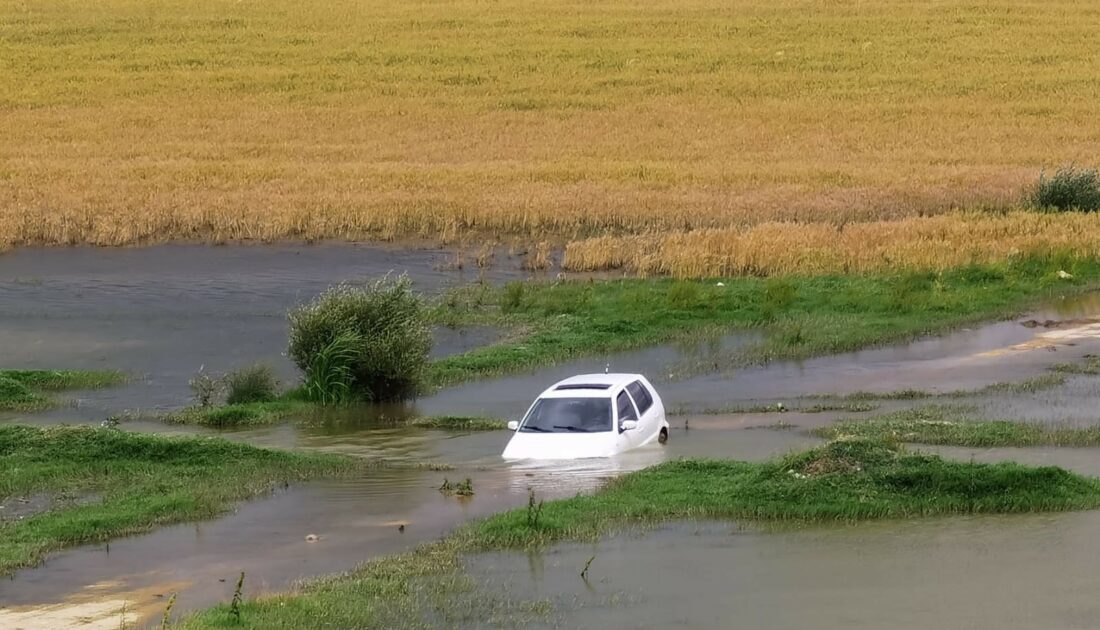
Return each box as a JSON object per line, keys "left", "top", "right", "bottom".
{"left": 2, "top": 0, "right": 1099, "bottom": 250}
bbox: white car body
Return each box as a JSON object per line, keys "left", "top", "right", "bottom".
{"left": 502, "top": 373, "right": 669, "bottom": 460}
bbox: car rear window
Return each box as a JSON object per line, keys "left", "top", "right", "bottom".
{"left": 519, "top": 397, "right": 612, "bottom": 433}
{"left": 626, "top": 381, "right": 653, "bottom": 414}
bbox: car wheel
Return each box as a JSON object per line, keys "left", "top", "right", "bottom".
{"left": 658, "top": 427, "right": 669, "bottom": 444}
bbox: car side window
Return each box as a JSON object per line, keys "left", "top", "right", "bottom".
{"left": 626, "top": 381, "right": 653, "bottom": 414}
{"left": 616, "top": 391, "right": 639, "bottom": 423}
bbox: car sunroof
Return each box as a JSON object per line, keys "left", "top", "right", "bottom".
{"left": 555, "top": 383, "right": 612, "bottom": 390}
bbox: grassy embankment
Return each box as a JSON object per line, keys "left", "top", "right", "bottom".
{"left": 177, "top": 439, "right": 1100, "bottom": 628}
{"left": 3, "top": 0, "right": 1100, "bottom": 252}
{"left": 0, "top": 370, "right": 128, "bottom": 411}
{"left": 0, "top": 425, "right": 361, "bottom": 573}
{"left": 429, "top": 256, "right": 1100, "bottom": 385}
{"left": 818, "top": 406, "right": 1100, "bottom": 448}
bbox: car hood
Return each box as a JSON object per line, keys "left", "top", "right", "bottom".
{"left": 502, "top": 431, "right": 620, "bottom": 460}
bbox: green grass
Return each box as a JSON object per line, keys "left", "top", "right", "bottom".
{"left": 409, "top": 416, "right": 507, "bottom": 431}
{"left": 0, "top": 425, "right": 359, "bottom": 573}
{"left": 178, "top": 438, "right": 1100, "bottom": 628}
{"left": 0, "top": 369, "right": 128, "bottom": 411}
{"left": 670, "top": 401, "right": 879, "bottom": 415}
{"left": 1051, "top": 355, "right": 1100, "bottom": 376}
{"left": 811, "top": 372, "right": 1075, "bottom": 403}
{"left": 816, "top": 406, "right": 1100, "bottom": 448}
{"left": 426, "top": 257, "right": 1100, "bottom": 386}
{"left": 158, "top": 400, "right": 505, "bottom": 431}
{"left": 159, "top": 400, "right": 312, "bottom": 427}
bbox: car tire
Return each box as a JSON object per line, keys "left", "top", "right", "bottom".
{"left": 658, "top": 427, "right": 669, "bottom": 444}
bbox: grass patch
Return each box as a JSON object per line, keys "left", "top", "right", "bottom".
{"left": 409, "top": 416, "right": 506, "bottom": 431}
{"left": 159, "top": 400, "right": 311, "bottom": 427}
{"left": 468, "top": 439, "right": 1100, "bottom": 545}
{"left": 812, "top": 372, "right": 1076, "bottom": 403}
{"left": 428, "top": 257, "right": 1100, "bottom": 386}
{"left": 816, "top": 406, "right": 1100, "bottom": 448}
{"left": 0, "top": 370, "right": 128, "bottom": 411}
{"left": 158, "top": 400, "right": 505, "bottom": 431}
{"left": 0, "top": 425, "right": 359, "bottom": 574}
{"left": 670, "top": 402, "right": 878, "bottom": 415}
{"left": 1051, "top": 355, "right": 1100, "bottom": 376}
{"left": 178, "top": 438, "right": 1100, "bottom": 628}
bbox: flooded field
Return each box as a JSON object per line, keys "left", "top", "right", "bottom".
{"left": 469, "top": 512, "right": 1100, "bottom": 630}
{"left": 5, "top": 245, "right": 1100, "bottom": 627}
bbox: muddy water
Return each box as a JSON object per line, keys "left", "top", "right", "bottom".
{"left": 468, "top": 512, "right": 1100, "bottom": 630}
{"left": 418, "top": 293, "right": 1100, "bottom": 419}
{"left": 6, "top": 246, "right": 1100, "bottom": 627}
{"left": 0, "top": 423, "right": 816, "bottom": 627}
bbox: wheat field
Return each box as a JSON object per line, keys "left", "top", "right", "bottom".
{"left": 1, "top": 0, "right": 1099, "bottom": 250}
{"left": 563, "top": 211, "right": 1100, "bottom": 277}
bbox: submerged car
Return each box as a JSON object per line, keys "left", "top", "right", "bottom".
{"left": 502, "top": 373, "right": 669, "bottom": 460}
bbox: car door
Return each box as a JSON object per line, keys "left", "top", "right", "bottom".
{"left": 625, "top": 380, "right": 658, "bottom": 443}
{"left": 615, "top": 389, "right": 643, "bottom": 450}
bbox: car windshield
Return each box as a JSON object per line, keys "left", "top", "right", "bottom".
{"left": 519, "top": 397, "right": 613, "bottom": 433}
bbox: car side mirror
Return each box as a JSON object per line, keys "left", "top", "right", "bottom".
{"left": 507, "top": 420, "right": 519, "bottom": 431}
{"left": 621, "top": 420, "right": 638, "bottom": 431}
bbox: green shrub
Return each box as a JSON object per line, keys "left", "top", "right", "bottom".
{"left": 224, "top": 364, "right": 278, "bottom": 405}
{"left": 288, "top": 277, "right": 432, "bottom": 402}
{"left": 1031, "top": 166, "right": 1100, "bottom": 211}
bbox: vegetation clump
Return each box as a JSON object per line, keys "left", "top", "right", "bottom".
{"left": 0, "top": 377, "right": 46, "bottom": 411}
{"left": 1031, "top": 166, "right": 1100, "bottom": 212}
{"left": 289, "top": 277, "right": 431, "bottom": 403}
{"left": 816, "top": 406, "right": 1100, "bottom": 448}
{"left": 225, "top": 364, "right": 279, "bottom": 405}
{"left": 0, "top": 370, "right": 128, "bottom": 411}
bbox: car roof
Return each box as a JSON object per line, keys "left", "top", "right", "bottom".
{"left": 538, "top": 373, "right": 644, "bottom": 398}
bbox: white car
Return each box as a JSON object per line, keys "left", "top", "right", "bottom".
{"left": 502, "top": 373, "right": 669, "bottom": 460}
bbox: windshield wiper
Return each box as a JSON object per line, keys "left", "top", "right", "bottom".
{"left": 521, "top": 426, "right": 550, "bottom": 432}
{"left": 553, "top": 425, "right": 591, "bottom": 432}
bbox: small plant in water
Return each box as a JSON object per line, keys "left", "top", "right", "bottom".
{"left": 526, "top": 487, "right": 544, "bottom": 529}
{"left": 229, "top": 571, "right": 245, "bottom": 624}
{"left": 580, "top": 554, "right": 596, "bottom": 580}
{"left": 455, "top": 478, "right": 475, "bottom": 496}
{"left": 188, "top": 366, "right": 222, "bottom": 407}
{"left": 160, "top": 593, "right": 176, "bottom": 629}
{"left": 439, "top": 478, "right": 454, "bottom": 494}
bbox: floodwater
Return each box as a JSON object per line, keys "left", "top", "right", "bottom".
{"left": 0, "top": 423, "right": 817, "bottom": 627}
{"left": 6, "top": 245, "right": 1100, "bottom": 627}
{"left": 468, "top": 513, "right": 1100, "bottom": 630}
{"left": 0, "top": 244, "right": 521, "bottom": 415}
